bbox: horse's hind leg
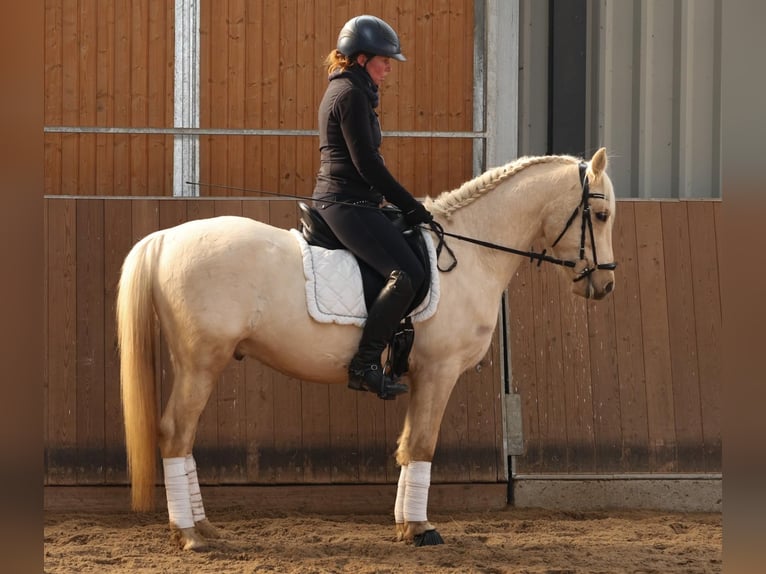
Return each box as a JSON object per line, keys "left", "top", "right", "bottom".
{"left": 158, "top": 367, "right": 219, "bottom": 551}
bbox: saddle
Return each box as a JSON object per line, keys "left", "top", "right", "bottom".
{"left": 298, "top": 202, "right": 432, "bottom": 379}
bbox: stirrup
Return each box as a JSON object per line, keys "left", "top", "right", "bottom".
{"left": 347, "top": 363, "right": 408, "bottom": 400}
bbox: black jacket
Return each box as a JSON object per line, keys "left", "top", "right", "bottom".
{"left": 313, "top": 66, "right": 420, "bottom": 213}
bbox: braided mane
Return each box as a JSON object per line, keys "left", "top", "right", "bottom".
{"left": 424, "top": 154, "right": 578, "bottom": 218}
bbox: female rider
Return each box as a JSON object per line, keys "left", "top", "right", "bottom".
{"left": 312, "top": 15, "right": 432, "bottom": 399}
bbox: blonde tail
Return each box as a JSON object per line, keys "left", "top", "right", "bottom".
{"left": 116, "top": 235, "right": 159, "bottom": 511}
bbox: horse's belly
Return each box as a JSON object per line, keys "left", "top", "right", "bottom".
{"left": 235, "top": 326, "right": 354, "bottom": 385}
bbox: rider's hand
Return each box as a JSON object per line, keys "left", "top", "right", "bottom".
{"left": 403, "top": 203, "right": 433, "bottom": 226}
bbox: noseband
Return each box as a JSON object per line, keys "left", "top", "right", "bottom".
{"left": 426, "top": 161, "right": 618, "bottom": 280}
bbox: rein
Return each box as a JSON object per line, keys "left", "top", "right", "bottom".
{"left": 187, "top": 161, "right": 618, "bottom": 281}
{"left": 421, "top": 162, "right": 618, "bottom": 280}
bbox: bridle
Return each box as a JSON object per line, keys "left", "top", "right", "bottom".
{"left": 426, "top": 162, "right": 618, "bottom": 280}
{"left": 549, "top": 162, "right": 618, "bottom": 281}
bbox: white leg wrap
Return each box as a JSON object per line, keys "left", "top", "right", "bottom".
{"left": 185, "top": 454, "right": 206, "bottom": 523}
{"left": 403, "top": 461, "right": 431, "bottom": 523}
{"left": 163, "top": 457, "right": 194, "bottom": 529}
{"left": 394, "top": 465, "right": 408, "bottom": 524}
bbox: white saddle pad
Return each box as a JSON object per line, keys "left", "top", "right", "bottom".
{"left": 290, "top": 229, "right": 440, "bottom": 327}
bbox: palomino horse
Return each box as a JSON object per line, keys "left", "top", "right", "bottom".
{"left": 117, "top": 148, "right": 616, "bottom": 550}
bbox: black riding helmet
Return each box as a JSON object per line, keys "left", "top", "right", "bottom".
{"left": 336, "top": 15, "right": 406, "bottom": 61}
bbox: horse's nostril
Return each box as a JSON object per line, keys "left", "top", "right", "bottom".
{"left": 604, "top": 281, "right": 614, "bottom": 294}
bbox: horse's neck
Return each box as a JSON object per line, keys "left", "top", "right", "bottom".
{"left": 445, "top": 164, "right": 565, "bottom": 286}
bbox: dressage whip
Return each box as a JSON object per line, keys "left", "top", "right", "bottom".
{"left": 185, "top": 181, "right": 388, "bottom": 210}
{"left": 184, "top": 179, "right": 614, "bottom": 278}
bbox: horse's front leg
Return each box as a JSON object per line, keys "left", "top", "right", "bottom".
{"left": 393, "top": 367, "right": 460, "bottom": 546}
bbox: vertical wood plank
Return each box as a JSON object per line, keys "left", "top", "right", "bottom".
{"left": 147, "top": 0, "right": 170, "bottom": 195}
{"left": 271, "top": 374, "right": 304, "bottom": 484}
{"left": 273, "top": 0, "right": 298, "bottom": 227}
{"left": 533, "top": 265, "right": 567, "bottom": 472}
{"left": 78, "top": 0, "right": 97, "bottom": 194}
{"left": 113, "top": 1, "right": 131, "bottom": 194}
{"left": 661, "top": 202, "right": 705, "bottom": 471}
{"left": 244, "top": 1, "right": 264, "bottom": 197}
{"left": 634, "top": 202, "right": 677, "bottom": 471}
{"left": 687, "top": 201, "right": 722, "bottom": 472}
{"left": 245, "top": 359, "right": 278, "bottom": 483}
{"left": 587, "top": 290, "right": 621, "bottom": 472}
{"left": 47, "top": 199, "right": 77, "bottom": 484}
{"left": 96, "top": 0, "right": 115, "bottom": 194}
{"left": 295, "top": 2, "right": 316, "bottom": 198}
{"left": 44, "top": 203, "right": 50, "bottom": 484}
{"left": 413, "top": 1, "right": 433, "bottom": 196}
{"left": 261, "top": 0, "right": 280, "bottom": 211}
{"left": 244, "top": 358, "right": 276, "bottom": 484}
{"left": 356, "top": 386, "right": 388, "bottom": 484}
{"left": 208, "top": 1, "right": 229, "bottom": 196}
{"left": 328, "top": 383, "right": 360, "bottom": 484}
{"left": 301, "top": 380, "right": 332, "bottom": 483}
{"left": 61, "top": 0, "right": 79, "bottom": 196}
{"left": 447, "top": 0, "right": 471, "bottom": 189}
{"left": 558, "top": 272, "right": 596, "bottom": 473}
{"left": 45, "top": 134, "right": 63, "bottom": 199}
{"left": 75, "top": 200, "right": 106, "bottom": 483}
{"left": 104, "top": 200, "right": 133, "bottom": 483}
{"left": 611, "top": 202, "right": 650, "bottom": 470}
{"left": 44, "top": 0, "right": 63, "bottom": 129}
{"left": 229, "top": 0, "right": 246, "bottom": 195}
{"left": 130, "top": 0, "right": 149, "bottom": 195}
{"left": 429, "top": 0, "right": 451, "bottom": 195}
{"left": 395, "top": 4, "right": 417, "bottom": 193}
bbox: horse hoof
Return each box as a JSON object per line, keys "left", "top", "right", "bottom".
{"left": 195, "top": 518, "right": 221, "bottom": 539}
{"left": 394, "top": 522, "right": 406, "bottom": 542}
{"left": 172, "top": 526, "right": 208, "bottom": 552}
{"left": 413, "top": 529, "right": 444, "bottom": 547}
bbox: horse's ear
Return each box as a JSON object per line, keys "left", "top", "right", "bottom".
{"left": 590, "top": 147, "right": 608, "bottom": 177}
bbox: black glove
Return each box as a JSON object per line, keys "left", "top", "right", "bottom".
{"left": 403, "top": 202, "right": 433, "bottom": 226}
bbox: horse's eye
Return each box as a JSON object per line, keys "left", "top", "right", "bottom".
{"left": 596, "top": 211, "right": 609, "bottom": 222}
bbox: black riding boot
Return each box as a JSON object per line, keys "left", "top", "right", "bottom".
{"left": 348, "top": 270, "right": 414, "bottom": 399}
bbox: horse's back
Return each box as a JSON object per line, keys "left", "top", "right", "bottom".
{"left": 151, "top": 216, "right": 305, "bottom": 341}
{"left": 160, "top": 215, "right": 297, "bottom": 260}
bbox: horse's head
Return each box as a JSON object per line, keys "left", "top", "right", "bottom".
{"left": 543, "top": 147, "right": 616, "bottom": 300}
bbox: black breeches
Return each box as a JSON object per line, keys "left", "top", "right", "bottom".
{"left": 317, "top": 201, "right": 427, "bottom": 293}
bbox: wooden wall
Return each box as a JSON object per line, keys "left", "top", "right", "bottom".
{"left": 508, "top": 200, "right": 722, "bottom": 474}
{"left": 44, "top": 197, "right": 504, "bottom": 486}
{"left": 44, "top": 197, "right": 722, "bottom": 485}
{"left": 44, "top": 0, "right": 476, "bottom": 200}
{"left": 43, "top": 1, "right": 722, "bottom": 483}
{"left": 44, "top": 0, "right": 175, "bottom": 196}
